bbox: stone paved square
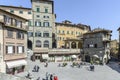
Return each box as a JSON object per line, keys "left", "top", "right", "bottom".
{"left": 15, "top": 60, "right": 120, "bottom": 80}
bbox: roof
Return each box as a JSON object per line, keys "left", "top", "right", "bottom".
{"left": 0, "top": 8, "right": 28, "bottom": 21}
{"left": 0, "top": 5, "right": 31, "bottom": 10}
{"left": 117, "top": 27, "right": 120, "bottom": 31}
{"left": 83, "top": 29, "right": 112, "bottom": 35}
{"left": 55, "top": 22, "right": 90, "bottom": 30}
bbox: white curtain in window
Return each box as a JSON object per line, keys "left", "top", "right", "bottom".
{"left": 18, "top": 46, "right": 22, "bottom": 53}
{"left": 8, "top": 46, "right": 13, "bottom": 54}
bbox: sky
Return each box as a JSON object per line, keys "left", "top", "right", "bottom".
{"left": 0, "top": 0, "right": 120, "bottom": 40}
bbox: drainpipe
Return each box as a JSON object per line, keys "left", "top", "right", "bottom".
{"left": 2, "top": 23, "right": 6, "bottom": 73}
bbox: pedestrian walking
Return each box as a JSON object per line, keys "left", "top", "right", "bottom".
{"left": 36, "top": 65, "right": 40, "bottom": 72}
{"left": 26, "top": 72, "right": 31, "bottom": 79}
{"left": 34, "top": 65, "right": 37, "bottom": 72}
{"left": 50, "top": 74, "right": 53, "bottom": 80}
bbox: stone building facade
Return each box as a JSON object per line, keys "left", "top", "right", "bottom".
{"left": 55, "top": 20, "right": 90, "bottom": 49}
{"left": 117, "top": 28, "right": 120, "bottom": 59}
{"left": 110, "top": 40, "right": 119, "bottom": 59}
{"left": 0, "top": 8, "right": 28, "bottom": 74}
{"left": 83, "top": 28, "right": 112, "bottom": 64}
{"left": 30, "top": 0, "right": 55, "bottom": 50}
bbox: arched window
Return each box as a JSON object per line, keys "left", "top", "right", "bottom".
{"left": 44, "top": 40, "right": 49, "bottom": 48}
{"left": 36, "top": 40, "right": 41, "bottom": 47}
{"left": 71, "top": 42, "right": 76, "bottom": 49}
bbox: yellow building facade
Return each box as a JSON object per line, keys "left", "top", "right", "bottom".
{"left": 56, "top": 20, "right": 90, "bottom": 49}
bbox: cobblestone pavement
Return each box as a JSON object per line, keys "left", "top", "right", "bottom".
{"left": 16, "top": 60, "right": 120, "bottom": 80}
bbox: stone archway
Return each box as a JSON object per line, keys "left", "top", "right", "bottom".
{"left": 71, "top": 41, "right": 76, "bottom": 49}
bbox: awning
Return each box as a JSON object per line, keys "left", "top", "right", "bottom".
{"left": 42, "top": 54, "right": 49, "bottom": 59}
{"left": 93, "top": 55, "right": 99, "bottom": 58}
{"left": 6, "top": 60, "right": 27, "bottom": 68}
{"left": 71, "top": 55, "right": 77, "bottom": 58}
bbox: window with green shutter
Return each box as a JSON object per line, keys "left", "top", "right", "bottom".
{"left": 28, "top": 11, "right": 31, "bottom": 14}
{"left": 19, "top": 11, "right": 23, "bottom": 14}
{"left": 10, "top": 9, "right": 14, "bottom": 13}
{"left": 45, "top": 8, "right": 48, "bottom": 13}
{"left": 36, "top": 8, "right": 40, "bottom": 12}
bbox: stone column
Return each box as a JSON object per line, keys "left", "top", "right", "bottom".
{"left": 76, "top": 42, "right": 79, "bottom": 49}
{"left": 69, "top": 42, "right": 72, "bottom": 49}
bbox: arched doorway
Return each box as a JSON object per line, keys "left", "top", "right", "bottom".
{"left": 71, "top": 42, "right": 76, "bottom": 49}
{"left": 85, "top": 55, "right": 91, "bottom": 62}
{"left": 28, "top": 39, "right": 32, "bottom": 50}
{"left": 78, "top": 42, "right": 82, "bottom": 48}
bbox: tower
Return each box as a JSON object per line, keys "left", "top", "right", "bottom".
{"left": 30, "top": 0, "right": 55, "bottom": 50}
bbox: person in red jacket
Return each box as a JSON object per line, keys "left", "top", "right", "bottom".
{"left": 54, "top": 76, "right": 58, "bottom": 80}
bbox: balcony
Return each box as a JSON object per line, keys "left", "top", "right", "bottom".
{"left": 102, "top": 37, "right": 111, "bottom": 42}
{"left": 0, "top": 19, "right": 28, "bottom": 31}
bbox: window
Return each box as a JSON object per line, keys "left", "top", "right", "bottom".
{"left": 36, "top": 15, "right": 40, "bottom": 18}
{"left": 4, "top": 15, "right": 11, "bottom": 24}
{"left": 44, "top": 40, "right": 49, "bottom": 48}
{"left": 36, "top": 40, "right": 41, "bottom": 47}
{"left": 43, "top": 22, "right": 49, "bottom": 27}
{"left": 17, "top": 46, "right": 24, "bottom": 53}
{"left": 28, "top": 32, "right": 33, "bottom": 37}
{"left": 36, "top": 8, "right": 40, "bottom": 12}
{"left": 43, "top": 16, "right": 49, "bottom": 18}
{"left": 67, "top": 31, "right": 69, "bottom": 34}
{"left": 62, "top": 31, "right": 64, "bottom": 34}
{"left": 6, "top": 45, "right": 15, "bottom": 54}
{"left": 43, "top": 33, "right": 49, "bottom": 37}
{"left": 94, "top": 44, "right": 97, "bottom": 48}
{"left": 28, "top": 20, "right": 32, "bottom": 26}
{"left": 43, "top": 16, "right": 46, "bottom": 18}
{"left": 28, "top": 11, "right": 31, "bottom": 14}
{"left": 35, "top": 32, "right": 41, "bottom": 37}
{"left": 7, "top": 29, "right": 13, "bottom": 38}
{"left": 17, "top": 32, "right": 24, "bottom": 39}
{"left": 10, "top": 9, "right": 14, "bottom": 13}
{"left": 19, "top": 11, "right": 23, "bottom": 14}
{"left": 16, "top": 21, "right": 22, "bottom": 28}
{"left": 45, "top": 8, "right": 48, "bottom": 13}
{"left": 35, "top": 21, "right": 41, "bottom": 27}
